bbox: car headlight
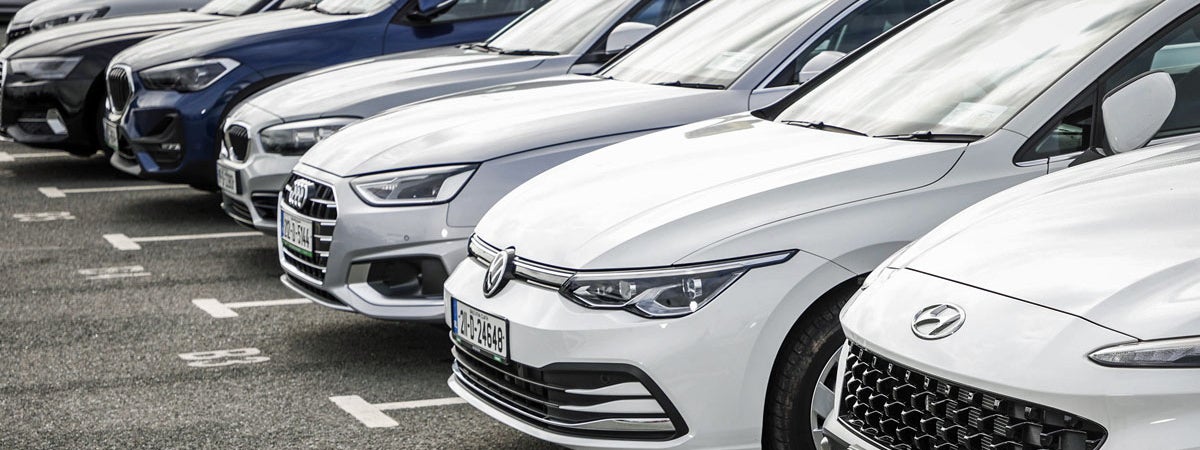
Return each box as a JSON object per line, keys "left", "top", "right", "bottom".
{"left": 351, "top": 165, "right": 477, "bottom": 206}
{"left": 10, "top": 56, "right": 83, "bottom": 80}
{"left": 140, "top": 58, "right": 239, "bottom": 92}
{"left": 260, "top": 118, "right": 358, "bottom": 155}
{"left": 1090, "top": 337, "right": 1200, "bottom": 368}
{"left": 31, "top": 7, "right": 108, "bottom": 31}
{"left": 561, "top": 251, "right": 795, "bottom": 319}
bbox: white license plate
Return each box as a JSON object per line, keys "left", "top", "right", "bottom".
{"left": 217, "top": 165, "right": 239, "bottom": 196}
{"left": 104, "top": 120, "right": 120, "bottom": 151}
{"left": 281, "top": 211, "right": 313, "bottom": 256}
{"left": 453, "top": 299, "right": 509, "bottom": 363}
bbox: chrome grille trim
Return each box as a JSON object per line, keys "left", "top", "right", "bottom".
{"left": 468, "top": 235, "right": 574, "bottom": 288}
{"left": 106, "top": 65, "right": 134, "bottom": 115}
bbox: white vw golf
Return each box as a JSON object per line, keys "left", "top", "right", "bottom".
{"left": 278, "top": 0, "right": 934, "bottom": 321}
{"left": 443, "top": 0, "right": 1200, "bottom": 448}
{"left": 828, "top": 139, "right": 1200, "bottom": 450}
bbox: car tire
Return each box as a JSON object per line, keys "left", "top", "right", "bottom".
{"left": 764, "top": 278, "right": 862, "bottom": 450}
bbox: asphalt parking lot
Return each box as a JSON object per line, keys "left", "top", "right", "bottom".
{"left": 0, "top": 142, "right": 560, "bottom": 449}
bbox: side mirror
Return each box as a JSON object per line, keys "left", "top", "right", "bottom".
{"left": 606, "top": 22, "right": 656, "bottom": 54}
{"left": 797, "top": 51, "right": 846, "bottom": 84}
{"left": 408, "top": 0, "right": 459, "bottom": 22}
{"left": 1102, "top": 71, "right": 1175, "bottom": 154}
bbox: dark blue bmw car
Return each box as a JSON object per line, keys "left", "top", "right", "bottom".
{"left": 104, "top": 0, "right": 540, "bottom": 188}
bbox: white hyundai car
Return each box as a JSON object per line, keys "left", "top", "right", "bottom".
{"left": 443, "top": 0, "right": 1200, "bottom": 448}
{"left": 218, "top": 0, "right": 699, "bottom": 231}
{"left": 279, "top": 0, "right": 935, "bottom": 320}
{"left": 828, "top": 140, "right": 1200, "bottom": 449}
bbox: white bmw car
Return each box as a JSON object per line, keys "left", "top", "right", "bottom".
{"left": 443, "top": 0, "right": 1200, "bottom": 448}
{"left": 279, "top": 0, "right": 935, "bottom": 320}
{"left": 218, "top": 0, "right": 698, "bottom": 231}
{"left": 829, "top": 140, "right": 1200, "bottom": 450}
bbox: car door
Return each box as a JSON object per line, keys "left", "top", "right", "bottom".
{"left": 1018, "top": 9, "right": 1200, "bottom": 173}
{"left": 749, "top": 0, "right": 937, "bottom": 110}
{"left": 383, "top": 0, "right": 543, "bottom": 54}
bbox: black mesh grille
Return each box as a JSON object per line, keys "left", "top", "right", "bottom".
{"left": 225, "top": 125, "right": 250, "bottom": 161}
{"left": 839, "top": 343, "right": 1107, "bottom": 450}
{"left": 451, "top": 343, "right": 683, "bottom": 440}
{"left": 223, "top": 195, "right": 253, "bottom": 223}
{"left": 107, "top": 67, "right": 132, "bottom": 113}
{"left": 279, "top": 174, "right": 336, "bottom": 284}
{"left": 251, "top": 193, "right": 278, "bottom": 221}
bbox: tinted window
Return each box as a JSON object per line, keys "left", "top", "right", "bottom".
{"left": 432, "top": 0, "right": 543, "bottom": 23}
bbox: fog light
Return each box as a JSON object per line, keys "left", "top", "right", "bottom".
{"left": 46, "top": 109, "right": 66, "bottom": 135}
{"left": 160, "top": 143, "right": 182, "bottom": 153}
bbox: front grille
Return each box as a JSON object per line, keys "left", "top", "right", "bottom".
{"left": 106, "top": 67, "right": 133, "bottom": 114}
{"left": 279, "top": 174, "right": 336, "bottom": 284}
{"left": 251, "top": 193, "right": 278, "bottom": 221}
{"left": 452, "top": 343, "right": 685, "bottom": 440}
{"left": 839, "top": 343, "right": 1107, "bottom": 450}
{"left": 225, "top": 125, "right": 250, "bottom": 161}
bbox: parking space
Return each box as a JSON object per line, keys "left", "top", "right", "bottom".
{"left": 0, "top": 142, "right": 560, "bottom": 449}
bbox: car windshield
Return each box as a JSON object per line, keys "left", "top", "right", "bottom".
{"left": 483, "top": 0, "right": 630, "bottom": 55}
{"left": 600, "top": 0, "right": 835, "bottom": 89}
{"left": 198, "top": 0, "right": 272, "bottom": 16}
{"left": 317, "top": 0, "right": 393, "bottom": 15}
{"left": 776, "top": 0, "right": 1164, "bottom": 138}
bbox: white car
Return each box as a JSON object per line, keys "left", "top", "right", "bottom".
{"left": 828, "top": 138, "right": 1200, "bottom": 449}
{"left": 218, "top": 0, "right": 698, "bottom": 231}
{"left": 7, "top": 0, "right": 216, "bottom": 40}
{"left": 279, "top": 0, "right": 934, "bottom": 320}
{"left": 443, "top": 0, "right": 1200, "bottom": 448}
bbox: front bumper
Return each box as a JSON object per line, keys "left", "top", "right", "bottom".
{"left": 0, "top": 61, "right": 104, "bottom": 153}
{"left": 829, "top": 269, "right": 1200, "bottom": 449}
{"left": 443, "top": 248, "right": 844, "bottom": 449}
{"left": 276, "top": 164, "right": 474, "bottom": 321}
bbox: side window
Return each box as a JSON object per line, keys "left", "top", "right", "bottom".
{"left": 1103, "top": 13, "right": 1200, "bottom": 139}
{"left": 629, "top": 0, "right": 701, "bottom": 27}
{"left": 431, "top": 0, "right": 546, "bottom": 24}
{"left": 767, "top": 0, "right": 935, "bottom": 88}
{"left": 1021, "top": 90, "right": 1097, "bottom": 162}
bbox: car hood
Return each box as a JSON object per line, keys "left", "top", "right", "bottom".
{"left": 1, "top": 11, "right": 216, "bottom": 58}
{"left": 11, "top": 0, "right": 209, "bottom": 27}
{"left": 244, "top": 46, "right": 551, "bottom": 121}
{"left": 473, "top": 116, "right": 966, "bottom": 269}
{"left": 902, "top": 142, "right": 1200, "bottom": 340}
{"left": 114, "top": 9, "right": 354, "bottom": 70}
{"left": 299, "top": 76, "right": 740, "bottom": 177}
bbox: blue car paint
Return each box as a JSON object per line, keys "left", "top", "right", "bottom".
{"left": 109, "top": 0, "right": 527, "bottom": 188}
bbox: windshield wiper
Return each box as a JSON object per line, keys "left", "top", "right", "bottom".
{"left": 463, "top": 43, "right": 503, "bottom": 53}
{"left": 876, "top": 131, "right": 984, "bottom": 143}
{"left": 653, "top": 81, "right": 726, "bottom": 90}
{"left": 498, "top": 49, "right": 560, "bottom": 56}
{"left": 781, "top": 120, "right": 869, "bottom": 137}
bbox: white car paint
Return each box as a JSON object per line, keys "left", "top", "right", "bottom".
{"left": 444, "top": 0, "right": 1200, "bottom": 448}
{"left": 828, "top": 141, "right": 1200, "bottom": 449}
{"left": 8, "top": 0, "right": 211, "bottom": 37}
{"left": 279, "top": 0, "right": 921, "bottom": 322}
{"left": 219, "top": 0, "right": 696, "bottom": 231}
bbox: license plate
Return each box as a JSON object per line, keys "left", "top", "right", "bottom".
{"left": 217, "top": 165, "right": 240, "bottom": 196}
{"left": 103, "top": 120, "right": 120, "bottom": 151}
{"left": 453, "top": 299, "right": 509, "bottom": 363}
{"left": 280, "top": 211, "right": 313, "bottom": 256}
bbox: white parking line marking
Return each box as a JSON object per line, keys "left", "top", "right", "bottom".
{"left": 178, "top": 348, "right": 269, "bottom": 368}
{"left": 13, "top": 211, "right": 75, "bottom": 222}
{"left": 192, "top": 298, "right": 312, "bottom": 318}
{"left": 0, "top": 151, "right": 70, "bottom": 162}
{"left": 104, "top": 231, "right": 265, "bottom": 251}
{"left": 39, "top": 184, "right": 191, "bottom": 198}
{"left": 331, "top": 395, "right": 468, "bottom": 428}
{"left": 78, "top": 266, "right": 151, "bottom": 281}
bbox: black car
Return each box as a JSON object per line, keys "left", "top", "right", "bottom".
{"left": 0, "top": 0, "right": 312, "bottom": 156}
